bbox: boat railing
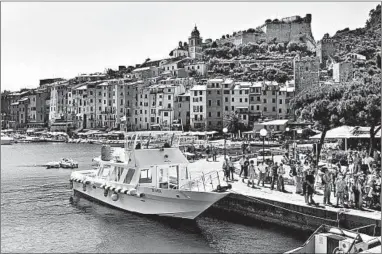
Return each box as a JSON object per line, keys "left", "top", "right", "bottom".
{"left": 177, "top": 170, "right": 225, "bottom": 192}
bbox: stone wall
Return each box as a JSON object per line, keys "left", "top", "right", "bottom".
{"left": 262, "top": 15, "right": 314, "bottom": 43}
{"left": 207, "top": 193, "right": 381, "bottom": 236}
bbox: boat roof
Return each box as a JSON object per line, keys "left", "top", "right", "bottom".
{"left": 130, "top": 148, "right": 189, "bottom": 168}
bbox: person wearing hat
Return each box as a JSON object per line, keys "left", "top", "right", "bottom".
{"left": 322, "top": 168, "right": 332, "bottom": 205}
{"left": 270, "top": 162, "right": 279, "bottom": 190}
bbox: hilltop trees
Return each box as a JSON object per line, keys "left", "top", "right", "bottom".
{"left": 291, "top": 84, "right": 347, "bottom": 163}
{"left": 337, "top": 78, "right": 381, "bottom": 155}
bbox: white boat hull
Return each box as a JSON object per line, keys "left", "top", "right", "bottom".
{"left": 72, "top": 182, "right": 228, "bottom": 220}
{"left": 1, "top": 138, "right": 13, "bottom": 145}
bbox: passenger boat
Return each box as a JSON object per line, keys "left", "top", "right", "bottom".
{"left": 285, "top": 224, "right": 381, "bottom": 254}
{"left": 70, "top": 131, "right": 231, "bottom": 220}
{"left": 1, "top": 134, "right": 14, "bottom": 145}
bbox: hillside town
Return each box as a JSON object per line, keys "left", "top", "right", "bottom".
{"left": 2, "top": 9, "right": 379, "bottom": 135}
{"left": 1, "top": 3, "right": 381, "bottom": 254}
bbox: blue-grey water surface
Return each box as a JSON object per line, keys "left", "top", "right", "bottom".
{"left": 1, "top": 143, "right": 304, "bottom": 253}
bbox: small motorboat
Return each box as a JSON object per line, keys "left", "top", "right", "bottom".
{"left": 60, "top": 158, "right": 78, "bottom": 169}
{"left": 1, "top": 134, "right": 14, "bottom": 145}
{"left": 46, "top": 161, "right": 61, "bottom": 169}
{"left": 285, "top": 224, "right": 381, "bottom": 254}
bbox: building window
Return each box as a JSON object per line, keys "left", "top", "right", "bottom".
{"left": 217, "top": 112, "right": 220, "bottom": 117}
{"left": 231, "top": 106, "right": 234, "bottom": 111}
{"left": 225, "top": 106, "right": 228, "bottom": 111}
{"left": 232, "top": 98, "right": 234, "bottom": 102}
{"left": 168, "top": 95, "right": 171, "bottom": 100}
{"left": 272, "top": 98, "right": 276, "bottom": 103}
{"left": 225, "top": 97, "right": 229, "bottom": 102}
{"left": 257, "top": 96, "right": 260, "bottom": 101}
{"left": 279, "top": 108, "right": 282, "bottom": 113}
{"left": 279, "top": 99, "right": 282, "bottom": 104}
{"left": 251, "top": 105, "right": 254, "bottom": 110}
{"left": 239, "top": 98, "right": 242, "bottom": 103}
{"left": 217, "top": 100, "right": 220, "bottom": 106}
{"left": 164, "top": 112, "right": 168, "bottom": 117}
{"left": 208, "top": 112, "right": 211, "bottom": 117}
{"left": 263, "top": 99, "right": 267, "bottom": 103}
{"left": 272, "top": 107, "right": 276, "bottom": 112}
{"left": 208, "top": 100, "right": 212, "bottom": 106}
{"left": 264, "top": 107, "right": 267, "bottom": 112}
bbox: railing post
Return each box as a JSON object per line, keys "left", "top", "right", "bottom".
{"left": 216, "top": 171, "right": 221, "bottom": 186}
{"left": 209, "top": 175, "right": 214, "bottom": 191}
{"left": 202, "top": 172, "right": 206, "bottom": 191}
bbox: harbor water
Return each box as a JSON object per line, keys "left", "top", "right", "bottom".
{"left": 1, "top": 143, "right": 304, "bottom": 253}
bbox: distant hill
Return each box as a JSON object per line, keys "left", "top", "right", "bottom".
{"left": 202, "top": 5, "right": 381, "bottom": 82}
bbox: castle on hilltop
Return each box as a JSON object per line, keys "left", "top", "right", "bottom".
{"left": 260, "top": 14, "right": 315, "bottom": 46}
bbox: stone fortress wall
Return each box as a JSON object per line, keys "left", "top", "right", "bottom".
{"left": 261, "top": 14, "right": 315, "bottom": 43}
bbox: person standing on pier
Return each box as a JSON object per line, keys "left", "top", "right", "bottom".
{"left": 277, "top": 163, "right": 285, "bottom": 192}
{"left": 335, "top": 173, "right": 347, "bottom": 207}
{"left": 322, "top": 168, "right": 332, "bottom": 205}
{"left": 212, "top": 147, "right": 217, "bottom": 162}
{"left": 270, "top": 162, "right": 279, "bottom": 190}
{"left": 206, "top": 146, "right": 211, "bottom": 162}
{"left": 247, "top": 160, "right": 256, "bottom": 188}
{"left": 257, "top": 161, "right": 267, "bottom": 187}
{"left": 242, "top": 157, "right": 250, "bottom": 183}
{"left": 239, "top": 155, "right": 246, "bottom": 177}
{"left": 228, "top": 157, "right": 235, "bottom": 181}
{"left": 305, "top": 169, "right": 316, "bottom": 205}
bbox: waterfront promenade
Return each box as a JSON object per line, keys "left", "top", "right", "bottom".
{"left": 189, "top": 156, "right": 381, "bottom": 231}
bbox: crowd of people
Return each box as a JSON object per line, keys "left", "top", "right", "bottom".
{"left": 221, "top": 148, "right": 381, "bottom": 211}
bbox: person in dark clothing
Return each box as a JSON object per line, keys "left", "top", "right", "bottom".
{"left": 305, "top": 169, "right": 316, "bottom": 205}
{"left": 270, "top": 162, "right": 279, "bottom": 190}
{"left": 242, "top": 157, "right": 250, "bottom": 183}
{"left": 206, "top": 146, "right": 211, "bottom": 162}
{"left": 212, "top": 147, "right": 217, "bottom": 161}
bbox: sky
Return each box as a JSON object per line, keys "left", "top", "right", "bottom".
{"left": 1, "top": 2, "right": 379, "bottom": 92}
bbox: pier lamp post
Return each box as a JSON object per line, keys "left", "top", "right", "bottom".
{"left": 260, "top": 128, "right": 268, "bottom": 162}
{"left": 223, "top": 127, "right": 228, "bottom": 160}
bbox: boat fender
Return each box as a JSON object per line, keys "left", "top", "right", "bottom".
{"left": 111, "top": 192, "right": 119, "bottom": 201}
{"left": 216, "top": 185, "right": 222, "bottom": 191}
{"left": 123, "top": 189, "right": 129, "bottom": 194}
{"left": 104, "top": 189, "right": 108, "bottom": 197}
{"left": 85, "top": 181, "right": 90, "bottom": 185}
{"left": 227, "top": 184, "right": 232, "bottom": 190}
{"left": 69, "top": 180, "right": 73, "bottom": 189}
{"left": 128, "top": 189, "right": 137, "bottom": 196}
{"left": 116, "top": 188, "right": 122, "bottom": 193}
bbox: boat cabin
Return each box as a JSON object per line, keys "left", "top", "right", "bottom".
{"left": 95, "top": 148, "right": 190, "bottom": 190}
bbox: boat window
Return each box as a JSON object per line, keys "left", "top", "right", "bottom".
{"left": 139, "top": 169, "right": 152, "bottom": 183}
{"left": 123, "top": 168, "right": 135, "bottom": 184}
{"left": 116, "top": 167, "right": 124, "bottom": 181}
{"left": 98, "top": 164, "right": 111, "bottom": 178}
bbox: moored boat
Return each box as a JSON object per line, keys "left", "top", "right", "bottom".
{"left": 1, "top": 134, "right": 14, "bottom": 145}
{"left": 60, "top": 158, "right": 78, "bottom": 168}
{"left": 70, "top": 131, "right": 231, "bottom": 220}
{"left": 285, "top": 224, "right": 381, "bottom": 254}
